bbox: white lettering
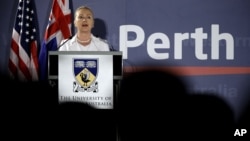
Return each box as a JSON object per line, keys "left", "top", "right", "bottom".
{"left": 147, "top": 33, "right": 170, "bottom": 59}
{"left": 174, "top": 33, "right": 189, "bottom": 59}
{"left": 191, "top": 27, "right": 208, "bottom": 60}
{"left": 211, "top": 24, "right": 234, "bottom": 60}
{"left": 119, "top": 24, "right": 234, "bottom": 60}
{"left": 234, "top": 129, "right": 247, "bottom": 136}
{"left": 119, "top": 25, "right": 145, "bottom": 59}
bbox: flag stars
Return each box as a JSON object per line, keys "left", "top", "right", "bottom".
{"left": 26, "top": 7, "right": 30, "bottom": 12}
{"left": 30, "top": 36, "right": 34, "bottom": 40}
{"left": 25, "top": 38, "right": 29, "bottom": 43}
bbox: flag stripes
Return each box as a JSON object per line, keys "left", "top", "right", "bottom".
{"left": 9, "top": 0, "right": 39, "bottom": 81}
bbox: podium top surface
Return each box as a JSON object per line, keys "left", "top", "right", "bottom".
{"left": 49, "top": 51, "right": 122, "bottom": 56}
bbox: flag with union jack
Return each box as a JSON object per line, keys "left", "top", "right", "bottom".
{"left": 39, "top": 0, "right": 72, "bottom": 80}
{"left": 9, "top": 0, "right": 40, "bottom": 81}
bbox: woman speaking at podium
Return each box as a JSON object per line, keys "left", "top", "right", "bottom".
{"left": 59, "top": 6, "right": 110, "bottom": 51}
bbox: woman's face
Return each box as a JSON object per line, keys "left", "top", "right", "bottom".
{"left": 74, "top": 8, "right": 94, "bottom": 33}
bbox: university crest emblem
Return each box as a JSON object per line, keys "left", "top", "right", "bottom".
{"left": 73, "top": 59, "right": 99, "bottom": 92}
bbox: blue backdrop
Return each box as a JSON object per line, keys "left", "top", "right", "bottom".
{"left": 0, "top": 0, "right": 249, "bottom": 121}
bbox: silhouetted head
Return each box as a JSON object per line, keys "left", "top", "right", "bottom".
{"left": 118, "top": 69, "right": 189, "bottom": 140}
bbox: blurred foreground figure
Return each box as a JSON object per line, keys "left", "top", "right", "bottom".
{"left": 117, "top": 69, "right": 235, "bottom": 140}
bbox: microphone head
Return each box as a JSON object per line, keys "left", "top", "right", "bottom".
{"left": 57, "top": 36, "right": 73, "bottom": 50}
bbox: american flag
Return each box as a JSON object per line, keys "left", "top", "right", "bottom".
{"left": 39, "top": 0, "right": 72, "bottom": 80}
{"left": 9, "top": 0, "right": 39, "bottom": 81}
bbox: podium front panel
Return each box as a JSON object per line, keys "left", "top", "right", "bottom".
{"left": 48, "top": 51, "right": 123, "bottom": 109}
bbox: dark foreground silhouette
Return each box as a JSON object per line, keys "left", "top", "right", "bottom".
{"left": 117, "top": 69, "right": 235, "bottom": 140}
{"left": 2, "top": 70, "right": 248, "bottom": 140}
{"left": 1, "top": 76, "right": 116, "bottom": 140}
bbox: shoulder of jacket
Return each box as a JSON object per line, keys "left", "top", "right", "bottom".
{"left": 92, "top": 35, "right": 107, "bottom": 43}
{"left": 98, "top": 38, "right": 109, "bottom": 46}
{"left": 99, "top": 38, "right": 107, "bottom": 42}
{"left": 67, "top": 36, "right": 77, "bottom": 45}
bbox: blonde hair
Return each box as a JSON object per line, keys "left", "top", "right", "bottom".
{"left": 74, "top": 6, "right": 94, "bottom": 19}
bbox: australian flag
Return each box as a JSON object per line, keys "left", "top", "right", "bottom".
{"left": 39, "top": 0, "right": 72, "bottom": 81}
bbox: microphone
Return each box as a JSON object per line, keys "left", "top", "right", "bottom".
{"left": 109, "top": 43, "right": 116, "bottom": 51}
{"left": 57, "top": 36, "right": 73, "bottom": 50}
{"left": 95, "top": 34, "right": 116, "bottom": 51}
